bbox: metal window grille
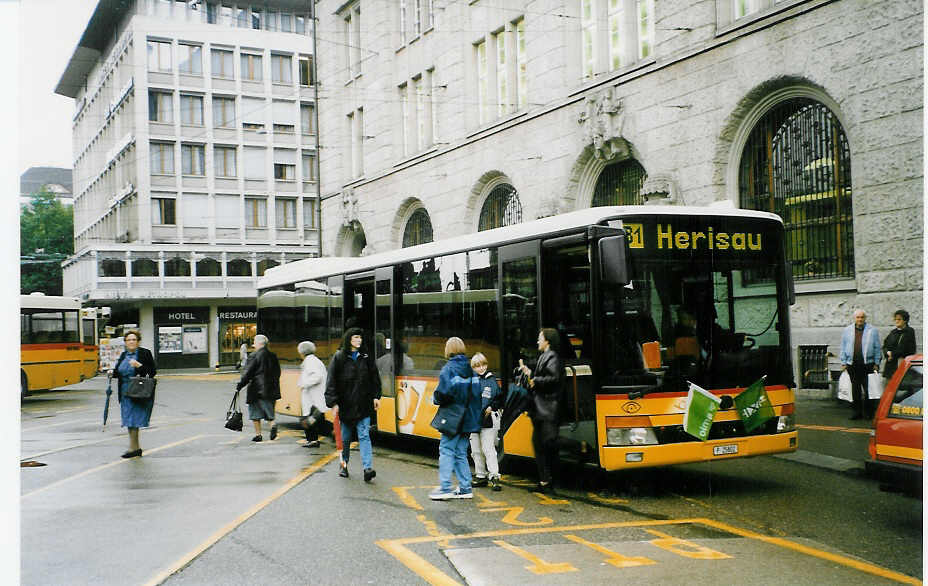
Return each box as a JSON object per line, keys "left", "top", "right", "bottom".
{"left": 798, "top": 344, "right": 830, "bottom": 389}
{"left": 402, "top": 208, "right": 434, "bottom": 248}
{"left": 592, "top": 159, "right": 647, "bottom": 207}
{"left": 739, "top": 98, "right": 854, "bottom": 281}
{"left": 478, "top": 184, "right": 522, "bottom": 231}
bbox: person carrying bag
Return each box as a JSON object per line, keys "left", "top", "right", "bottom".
{"left": 225, "top": 388, "right": 244, "bottom": 431}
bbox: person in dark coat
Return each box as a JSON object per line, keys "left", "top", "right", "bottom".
{"left": 109, "top": 329, "right": 156, "bottom": 458}
{"left": 428, "top": 337, "right": 479, "bottom": 500}
{"left": 236, "top": 334, "right": 282, "bottom": 442}
{"left": 519, "top": 328, "right": 564, "bottom": 493}
{"left": 883, "top": 309, "right": 917, "bottom": 381}
{"left": 468, "top": 352, "right": 504, "bottom": 491}
{"left": 325, "top": 327, "right": 381, "bottom": 482}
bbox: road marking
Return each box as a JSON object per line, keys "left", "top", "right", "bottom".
{"left": 533, "top": 492, "right": 569, "bottom": 505}
{"left": 377, "top": 518, "right": 922, "bottom": 586}
{"left": 492, "top": 539, "right": 578, "bottom": 575}
{"left": 21, "top": 418, "right": 99, "bottom": 432}
{"left": 21, "top": 435, "right": 210, "bottom": 499}
{"left": 587, "top": 492, "right": 629, "bottom": 505}
{"left": 393, "top": 486, "right": 424, "bottom": 511}
{"left": 142, "top": 450, "right": 339, "bottom": 586}
{"left": 563, "top": 534, "right": 656, "bottom": 568}
{"left": 474, "top": 492, "right": 508, "bottom": 508}
{"left": 797, "top": 424, "right": 872, "bottom": 435}
{"left": 415, "top": 514, "right": 452, "bottom": 548}
{"left": 671, "top": 493, "right": 788, "bottom": 537}
{"left": 480, "top": 506, "right": 553, "bottom": 527}
{"left": 645, "top": 528, "right": 731, "bottom": 559}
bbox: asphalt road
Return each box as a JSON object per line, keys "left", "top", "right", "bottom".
{"left": 20, "top": 375, "right": 923, "bottom": 585}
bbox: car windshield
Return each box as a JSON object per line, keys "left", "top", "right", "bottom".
{"left": 890, "top": 365, "right": 923, "bottom": 419}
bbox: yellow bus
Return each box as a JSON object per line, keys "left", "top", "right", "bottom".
{"left": 20, "top": 294, "right": 86, "bottom": 397}
{"left": 258, "top": 206, "right": 798, "bottom": 471}
{"left": 79, "top": 307, "right": 103, "bottom": 380}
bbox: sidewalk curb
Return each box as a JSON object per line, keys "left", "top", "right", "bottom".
{"left": 773, "top": 449, "right": 866, "bottom": 475}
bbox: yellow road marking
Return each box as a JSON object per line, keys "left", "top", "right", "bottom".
{"left": 587, "top": 492, "right": 629, "bottom": 505}
{"left": 143, "top": 450, "right": 339, "bottom": 586}
{"left": 492, "top": 539, "right": 578, "bottom": 575}
{"left": 393, "top": 486, "right": 424, "bottom": 511}
{"left": 416, "top": 514, "right": 452, "bottom": 548}
{"left": 480, "top": 506, "right": 553, "bottom": 527}
{"left": 563, "top": 534, "right": 656, "bottom": 568}
{"left": 671, "top": 493, "right": 788, "bottom": 537}
{"left": 377, "top": 518, "right": 922, "bottom": 586}
{"left": 797, "top": 424, "right": 872, "bottom": 435}
{"left": 474, "top": 492, "right": 508, "bottom": 508}
{"left": 21, "top": 435, "right": 211, "bottom": 499}
{"left": 533, "top": 492, "right": 569, "bottom": 505}
{"left": 645, "top": 528, "right": 731, "bottom": 559}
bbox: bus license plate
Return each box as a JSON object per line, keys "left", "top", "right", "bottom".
{"left": 713, "top": 444, "right": 738, "bottom": 456}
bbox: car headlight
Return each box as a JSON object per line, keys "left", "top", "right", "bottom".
{"left": 606, "top": 427, "right": 658, "bottom": 446}
{"left": 776, "top": 414, "right": 795, "bottom": 433}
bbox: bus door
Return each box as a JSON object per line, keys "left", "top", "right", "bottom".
{"left": 499, "top": 241, "right": 541, "bottom": 457}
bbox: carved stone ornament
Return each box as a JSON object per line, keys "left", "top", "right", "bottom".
{"left": 640, "top": 174, "right": 678, "bottom": 205}
{"left": 341, "top": 187, "right": 359, "bottom": 227}
{"left": 577, "top": 87, "right": 628, "bottom": 160}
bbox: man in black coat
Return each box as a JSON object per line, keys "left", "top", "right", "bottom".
{"left": 883, "top": 309, "right": 917, "bottom": 381}
{"left": 236, "top": 334, "right": 281, "bottom": 442}
{"left": 325, "top": 327, "right": 381, "bottom": 482}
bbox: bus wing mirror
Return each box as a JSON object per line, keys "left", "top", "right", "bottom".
{"left": 598, "top": 235, "right": 629, "bottom": 286}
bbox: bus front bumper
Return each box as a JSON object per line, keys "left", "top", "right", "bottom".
{"left": 600, "top": 431, "right": 798, "bottom": 471}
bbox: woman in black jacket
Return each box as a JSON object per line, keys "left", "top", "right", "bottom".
{"left": 110, "top": 329, "right": 156, "bottom": 458}
{"left": 236, "top": 334, "right": 282, "bottom": 442}
{"left": 883, "top": 309, "right": 917, "bottom": 380}
{"left": 519, "top": 328, "right": 564, "bottom": 493}
{"left": 325, "top": 327, "right": 381, "bottom": 482}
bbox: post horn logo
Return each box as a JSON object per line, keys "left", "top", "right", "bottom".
{"left": 622, "top": 401, "right": 641, "bottom": 414}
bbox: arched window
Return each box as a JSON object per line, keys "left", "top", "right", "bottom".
{"left": 478, "top": 184, "right": 522, "bottom": 231}
{"left": 739, "top": 98, "right": 853, "bottom": 280}
{"left": 227, "top": 258, "right": 252, "bottom": 276}
{"left": 131, "top": 258, "right": 159, "bottom": 277}
{"left": 257, "top": 258, "right": 279, "bottom": 276}
{"left": 402, "top": 208, "right": 433, "bottom": 247}
{"left": 99, "top": 259, "right": 126, "bottom": 277}
{"left": 164, "top": 257, "right": 191, "bottom": 277}
{"left": 591, "top": 159, "right": 646, "bottom": 207}
{"left": 197, "top": 257, "right": 221, "bottom": 276}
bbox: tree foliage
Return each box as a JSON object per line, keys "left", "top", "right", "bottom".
{"left": 20, "top": 190, "right": 74, "bottom": 296}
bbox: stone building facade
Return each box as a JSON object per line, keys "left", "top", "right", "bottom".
{"left": 313, "top": 0, "right": 922, "bottom": 378}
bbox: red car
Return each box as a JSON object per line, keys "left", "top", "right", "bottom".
{"left": 867, "top": 354, "right": 923, "bottom": 493}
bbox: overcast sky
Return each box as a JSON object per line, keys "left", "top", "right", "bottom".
{"left": 18, "top": 0, "right": 98, "bottom": 175}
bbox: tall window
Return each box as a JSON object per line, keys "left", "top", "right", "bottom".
{"left": 211, "top": 48, "right": 233, "bottom": 78}
{"left": 608, "top": 0, "right": 623, "bottom": 69}
{"left": 150, "top": 142, "right": 174, "bottom": 174}
{"left": 178, "top": 43, "right": 202, "bottom": 74}
{"left": 147, "top": 40, "right": 172, "bottom": 72}
{"left": 402, "top": 208, "right": 433, "bottom": 247}
{"left": 344, "top": 4, "right": 362, "bottom": 78}
{"left": 400, "top": 82, "right": 409, "bottom": 155}
{"left": 734, "top": 0, "right": 763, "bottom": 19}
{"left": 272, "top": 54, "right": 292, "bottom": 84}
{"left": 739, "top": 98, "right": 854, "bottom": 280}
{"left": 581, "top": 0, "right": 596, "bottom": 78}
{"left": 476, "top": 39, "right": 489, "bottom": 124}
{"left": 347, "top": 109, "right": 364, "bottom": 177}
{"left": 637, "top": 0, "right": 654, "bottom": 59}
{"left": 276, "top": 198, "right": 297, "bottom": 228}
{"left": 494, "top": 31, "right": 508, "bottom": 117}
{"left": 148, "top": 91, "right": 173, "bottom": 123}
{"left": 592, "top": 159, "right": 646, "bottom": 206}
{"left": 181, "top": 144, "right": 205, "bottom": 175}
{"left": 478, "top": 184, "right": 522, "bottom": 231}
{"left": 300, "top": 104, "right": 315, "bottom": 134}
{"left": 245, "top": 198, "right": 267, "bottom": 228}
{"left": 582, "top": 0, "right": 654, "bottom": 78}
{"left": 516, "top": 19, "right": 527, "bottom": 109}
{"left": 151, "top": 198, "right": 176, "bottom": 224}
{"left": 213, "top": 96, "right": 235, "bottom": 127}
{"left": 299, "top": 55, "right": 313, "bottom": 86}
{"left": 214, "top": 146, "right": 236, "bottom": 177}
{"left": 303, "top": 198, "right": 317, "bottom": 229}
{"left": 302, "top": 152, "right": 317, "bottom": 182}
{"left": 414, "top": 76, "right": 429, "bottom": 151}
{"left": 180, "top": 94, "right": 203, "bottom": 125}
{"left": 241, "top": 53, "right": 263, "bottom": 81}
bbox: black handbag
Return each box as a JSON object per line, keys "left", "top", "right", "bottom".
{"left": 125, "top": 376, "right": 156, "bottom": 399}
{"left": 225, "top": 390, "right": 243, "bottom": 432}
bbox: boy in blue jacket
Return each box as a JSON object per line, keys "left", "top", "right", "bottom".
{"left": 469, "top": 353, "right": 504, "bottom": 491}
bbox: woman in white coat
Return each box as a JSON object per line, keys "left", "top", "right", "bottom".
{"left": 297, "top": 340, "right": 329, "bottom": 447}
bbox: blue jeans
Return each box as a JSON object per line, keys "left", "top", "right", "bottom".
{"left": 438, "top": 433, "right": 471, "bottom": 493}
{"left": 341, "top": 417, "right": 373, "bottom": 470}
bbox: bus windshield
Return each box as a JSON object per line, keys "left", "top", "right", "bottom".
{"left": 601, "top": 217, "right": 791, "bottom": 392}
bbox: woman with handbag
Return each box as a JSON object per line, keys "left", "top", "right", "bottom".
{"left": 297, "top": 340, "right": 328, "bottom": 448}
{"left": 519, "top": 328, "right": 564, "bottom": 493}
{"left": 109, "top": 329, "right": 157, "bottom": 458}
{"left": 428, "top": 337, "right": 480, "bottom": 501}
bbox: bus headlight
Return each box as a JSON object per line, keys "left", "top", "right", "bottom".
{"left": 776, "top": 414, "right": 795, "bottom": 433}
{"left": 606, "top": 427, "right": 658, "bottom": 446}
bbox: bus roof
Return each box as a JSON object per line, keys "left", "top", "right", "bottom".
{"left": 259, "top": 205, "right": 783, "bottom": 290}
{"left": 20, "top": 294, "right": 82, "bottom": 311}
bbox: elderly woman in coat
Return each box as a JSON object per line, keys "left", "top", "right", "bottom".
{"left": 297, "top": 340, "right": 328, "bottom": 448}
{"left": 236, "top": 334, "right": 282, "bottom": 442}
{"left": 109, "top": 329, "right": 157, "bottom": 458}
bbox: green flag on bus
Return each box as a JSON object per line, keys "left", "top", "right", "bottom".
{"left": 684, "top": 382, "right": 721, "bottom": 441}
{"left": 734, "top": 376, "right": 775, "bottom": 432}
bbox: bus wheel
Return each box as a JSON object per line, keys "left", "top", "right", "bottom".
{"left": 21, "top": 371, "right": 27, "bottom": 399}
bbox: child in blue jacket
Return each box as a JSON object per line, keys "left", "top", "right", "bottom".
{"left": 469, "top": 352, "right": 504, "bottom": 491}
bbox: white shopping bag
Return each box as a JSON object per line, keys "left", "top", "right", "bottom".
{"left": 867, "top": 372, "right": 884, "bottom": 400}
{"left": 837, "top": 370, "right": 852, "bottom": 402}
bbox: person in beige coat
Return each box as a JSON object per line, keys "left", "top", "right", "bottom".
{"left": 297, "top": 340, "right": 328, "bottom": 448}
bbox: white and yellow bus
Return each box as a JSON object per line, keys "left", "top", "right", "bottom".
{"left": 20, "top": 294, "right": 87, "bottom": 397}
{"left": 257, "top": 206, "right": 798, "bottom": 471}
